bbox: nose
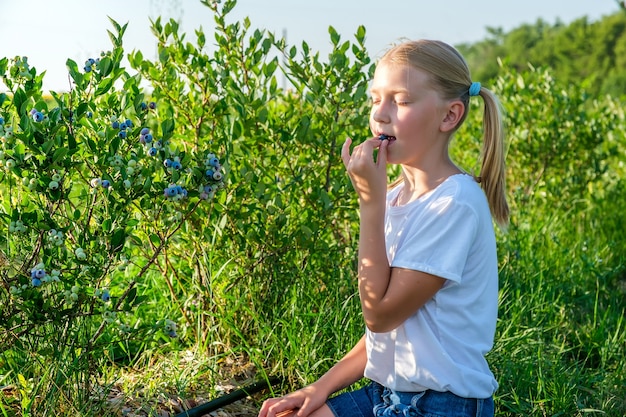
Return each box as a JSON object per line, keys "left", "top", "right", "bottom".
{"left": 372, "top": 104, "right": 390, "bottom": 124}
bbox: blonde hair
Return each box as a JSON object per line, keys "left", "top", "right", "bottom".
{"left": 380, "top": 40, "right": 509, "bottom": 228}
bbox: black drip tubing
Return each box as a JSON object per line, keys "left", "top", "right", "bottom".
{"left": 174, "top": 376, "right": 281, "bottom": 417}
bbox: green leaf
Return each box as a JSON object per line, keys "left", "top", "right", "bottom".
{"left": 97, "top": 57, "right": 113, "bottom": 77}
{"left": 111, "top": 228, "right": 126, "bottom": 252}
{"left": 95, "top": 77, "right": 113, "bottom": 96}
{"left": 150, "top": 233, "right": 161, "bottom": 246}
{"left": 161, "top": 119, "right": 175, "bottom": 140}
{"left": 52, "top": 148, "right": 69, "bottom": 164}
{"left": 13, "top": 88, "right": 27, "bottom": 114}
{"left": 356, "top": 25, "right": 366, "bottom": 43}
{"left": 66, "top": 59, "right": 83, "bottom": 89}
{"left": 328, "top": 26, "right": 340, "bottom": 46}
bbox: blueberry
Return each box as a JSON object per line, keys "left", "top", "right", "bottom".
{"left": 111, "top": 120, "right": 120, "bottom": 129}
{"left": 101, "top": 289, "right": 110, "bottom": 302}
{"left": 144, "top": 133, "right": 153, "bottom": 143}
{"left": 0, "top": 117, "right": 4, "bottom": 125}
{"left": 140, "top": 127, "right": 150, "bottom": 135}
{"left": 32, "top": 112, "right": 44, "bottom": 123}
{"left": 31, "top": 278, "right": 42, "bottom": 287}
{"left": 208, "top": 157, "right": 220, "bottom": 167}
{"left": 148, "top": 102, "right": 156, "bottom": 109}
{"left": 164, "top": 186, "right": 178, "bottom": 197}
{"left": 124, "top": 119, "right": 133, "bottom": 128}
{"left": 118, "top": 131, "right": 127, "bottom": 139}
{"left": 84, "top": 65, "right": 92, "bottom": 73}
{"left": 119, "top": 122, "right": 128, "bottom": 130}
{"left": 148, "top": 147, "right": 157, "bottom": 156}
{"left": 101, "top": 180, "right": 111, "bottom": 188}
{"left": 140, "top": 102, "right": 148, "bottom": 111}
{"left": 30, "top": 108, "right": 38, "bottom": 115}
{"left": 35, "top": 269, "right": 46, "bottom": 279}
{"left": 379, "top": 134, "right": 389, "bottom": 140}
{"left": 164, "top": 159, "right": 173, "bottom": 168}
{"left": 172, "top": 161, "right": 182, "bottom": 170}
{"left": 205, "top": 169, "right": 215, "bottom": 177}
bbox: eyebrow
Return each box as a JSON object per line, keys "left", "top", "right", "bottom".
{"left": 369, "top": 87, "right": 411, "bottom": 95}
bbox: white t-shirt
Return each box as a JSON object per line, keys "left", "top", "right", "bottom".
{"left": 363, "top": 174, "right": 499, "bottom": 399}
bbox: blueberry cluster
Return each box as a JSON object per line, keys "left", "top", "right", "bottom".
{"left": 11, "top": 56, "right": 32, "bottom": 80}
{"left": 83, "top": 57, "right": 100, "bottom": 73}
{"left": 164, "top": 319, "right": 178, "bottom": 338}
{"left": 75, "top": 247, "right": 87, "bottom": 260}
{"left": 199, "top": 153, "right": 225, "bottom": 200}
{"left": 0, "top": 121, "right": 13, "bottom": 143}
{"left": 164, "top": 183, "right": 188, "bottom": 201}
{"left": 47, "top": 229, "right": 65, "bottom": 246}
{"left": 163, "top": 157, "right": 182, "bottom": 170}
{"left": 29, "top": 263, "right": 61, "bottom": 287}
{"left": 30, "top": 267, "right": 46, "bottom": 287}
{"left": 95, "top": 288, "right": 111, "bottom": 302}
{"left": 48, "top": 173, "right": 62, "bottom": 191}
{"left": 9, "top": 220, "right": 26, "bottom": 233}
{"left": 30, "top": 108, "right": 46, "bottom": 123}
{"left": 111, "top": 116, "right": 133, "bottom": 139}
{"left": 63, "top": 285, "right": 81, "bottom": 302}
{"left": 0, "top": 148, "right": 17, "bottom": 171}
{"left": 139, "top": 101, "right": 157, "bottom": 111}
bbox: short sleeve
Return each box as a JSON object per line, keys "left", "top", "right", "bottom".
{"left": 390, "top": 194, "right": 478, "bottom": 283}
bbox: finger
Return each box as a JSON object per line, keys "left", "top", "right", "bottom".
{"left": 268, "top": 397, "right": 300, "bottom": 417}
{"left": 259, "top": 401, "right": 270, "bottom": 417}
{"left": 376, "top": 137, "right": 388, "bottom": 167}
{"left": 341, "top": 137, "right": 353, "bottom": 169}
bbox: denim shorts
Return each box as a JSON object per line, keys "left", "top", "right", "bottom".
{"left": 326, "top": 381, "right": 494, "bottom": 417}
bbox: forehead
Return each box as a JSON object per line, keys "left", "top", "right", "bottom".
{"left": 369, "top": 62, "right": 431, "bottom": 94}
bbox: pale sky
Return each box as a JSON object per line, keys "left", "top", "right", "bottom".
{"left": 0, "top": 0, "right": 620, "bottom": 92}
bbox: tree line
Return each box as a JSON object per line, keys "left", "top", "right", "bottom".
{"left": 457, "top": 8, "right": 626, "bottom": 99}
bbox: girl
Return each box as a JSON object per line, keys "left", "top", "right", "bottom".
{"left": 259, "top": 39, "right": 508, "bottom": 417}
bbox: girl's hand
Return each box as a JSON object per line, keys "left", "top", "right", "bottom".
{"left": 341, "top": 137, "right": 388, "bottom": 205}
{"left": 258, "top": 384, "right": 329, "bottom": 417}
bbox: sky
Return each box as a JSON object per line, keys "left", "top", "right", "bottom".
{"left": 0, "top": 0, "right": 621, "bottom": 92}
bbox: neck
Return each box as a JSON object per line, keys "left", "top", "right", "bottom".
{"left": 397, "top": 160, "right": 461, "bottom": 204}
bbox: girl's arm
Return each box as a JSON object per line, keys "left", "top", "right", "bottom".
{"left": 258, "top": 336, "right": 367, "bottom": 417}
{"left": 342, "top": 137, "right": 445, "bottom": 333}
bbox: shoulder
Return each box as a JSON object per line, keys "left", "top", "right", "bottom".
{"left": 434, "top": 174, "right": 490, "bottom": 217}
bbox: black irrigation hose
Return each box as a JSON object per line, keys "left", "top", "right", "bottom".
{"left": 174, "top": 376, "right": 281, "bottom": 417}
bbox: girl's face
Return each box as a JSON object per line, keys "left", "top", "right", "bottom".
{"left": 369, "top": 61, "right": 451, "bottom": 166}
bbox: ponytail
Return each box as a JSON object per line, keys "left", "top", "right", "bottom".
{"left": 476, "top": 87, "right": 509, "bottom": 229}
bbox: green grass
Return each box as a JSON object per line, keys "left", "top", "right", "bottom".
{"left": 3, "top": 187, "right": 625, "bottom": 416}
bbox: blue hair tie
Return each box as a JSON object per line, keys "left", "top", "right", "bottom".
{"left": 469, "top": 81, "right": 481, "bottom": 97}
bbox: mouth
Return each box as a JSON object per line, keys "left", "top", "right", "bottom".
{"left": 378, "top": 134, "right": 396, "bottom": 142}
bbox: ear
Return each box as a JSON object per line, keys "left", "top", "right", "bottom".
{"left": 440, "top": 100, "right": 465, "bottom": 133}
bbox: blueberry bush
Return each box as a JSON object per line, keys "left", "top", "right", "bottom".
{"left": 0, "top": 17, "right": 227, "bottom": 416}
{"left": 1, "top": 0, "right": 625, "bottom": 416}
